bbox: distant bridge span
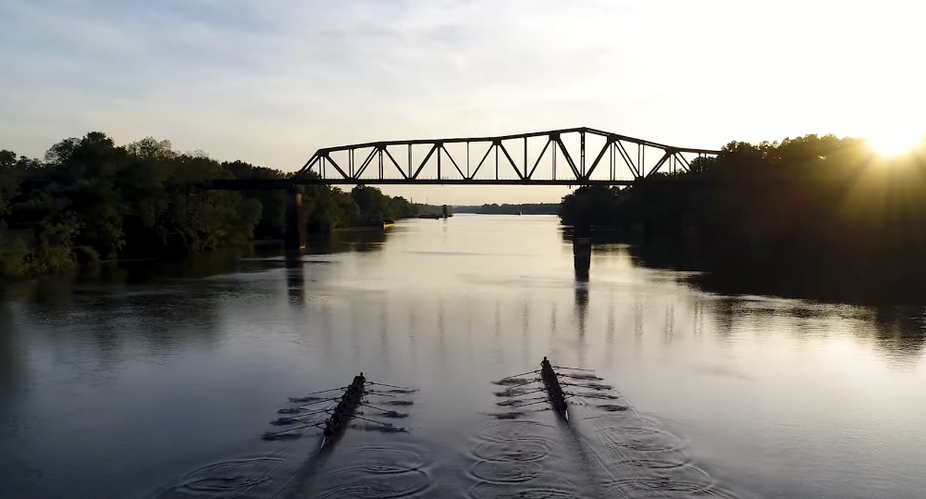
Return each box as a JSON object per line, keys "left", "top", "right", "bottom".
{"left": 295, "top": 126, "right": 720, "bottom": 185}
{"left": 211, "top": 127, "right": 720, "bottom": 190}
{"left": 207, "top": 127, "right": 721, "bottom": 249}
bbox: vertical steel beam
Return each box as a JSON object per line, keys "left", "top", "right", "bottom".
{"left": 524, "top": 137, "right": 528, "bottom": 179}
{"left": 580, "top": 131, "right": 586, "bottom": 177}
{"left": 408, "top": 144, "right": 412, "bottom": 178}
{"left": 495, "top": 143, "right": 499, "bottom": 180}
{"left": 467, "top": 141, "right": 470, "bottom": 178}
{"left": 552, "top": 137, "right": 557, "bottom": 180}
{"left": 437, "top": 143, "right": 442, "bottom": 180}
{"left": 610, "top": 141, "right": 614, "bottom": 181}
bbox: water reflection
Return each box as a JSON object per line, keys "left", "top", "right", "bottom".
{"left": 306, "top": 230, "right": 388, "bottom": 255}
{"left": 285, "top": 252, "right": 305, "bottom": 307}
{"left": 0, "top": 303, "right": 16, "bottom": 401}
{"left": 0, "top": 217, "right": 924, "bottom": 499}
{"left": 562, "top": 229, "right": 926, "bottom": 359}
{"left": 869, "top": 307, "right": 926, "bottom": 360}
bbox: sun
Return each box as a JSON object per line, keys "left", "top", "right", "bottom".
{"left": 866, "top": 130, "right": 925, "bottom": 157}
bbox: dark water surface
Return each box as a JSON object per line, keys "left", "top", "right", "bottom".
{"left": 1, "top": 216, "right": 924, "bottom": 499}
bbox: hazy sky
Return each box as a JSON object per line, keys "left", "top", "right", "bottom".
{"left": 2, "top": 0, "right": 924, "bottom": 203}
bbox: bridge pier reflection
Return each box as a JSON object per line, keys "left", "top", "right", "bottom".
{"left": 573, "top": 237, "right": 591, "bottom": 280}
{"left": 572, "top": 188, "right": 592, "bottom": 280}
{"left": 284, "top": 186, "right": 306, "bottom": 251}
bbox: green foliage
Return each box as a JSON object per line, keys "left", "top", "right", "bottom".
{"left": 0, "top": 132, "right": 429, "bottom": 278}
{"left": 0, "top": 132, "right": 265, "bottom": 276}
{"left": 351, "top": 186, "right": 393, "bottom": 223}
{"left": 559, "top": 134, "right": 926, "bottom": 278}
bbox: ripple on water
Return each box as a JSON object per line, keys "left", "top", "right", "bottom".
{"left": 470, "top": 480, "right": 580, "bottom": 499}
{"left": 471, "top": 439, "right": 550, "bottom": 463}
{"left": 606, "top": 463, "right": 714, "bottom": 496}
{"left": 474, "top": 420, "right": 553, "bottom": 445}
{"left": 308, "top": 445, "right": 431, "bottom": 499}
{"left": 597, "top": 425, "right": 684, "bottom": 454}
{"left": 469, "top": 460, "right": 543, "bottom": 483}
{"left": 156, "top": 456, "right": 282, "bottom": 498}
{"left": 467, "top": 419, "right": 584, "bottom": 499}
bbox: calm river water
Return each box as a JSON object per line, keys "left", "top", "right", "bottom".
{"left": 1, "top": 215, "right": 924, "bottom": 499}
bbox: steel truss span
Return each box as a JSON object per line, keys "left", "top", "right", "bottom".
{"left": 293, "top": 127, "right": 720, "bottom": 186}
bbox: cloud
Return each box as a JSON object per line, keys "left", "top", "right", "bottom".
{"left": 1, "top": 0, "right": 924, "bottom": 202}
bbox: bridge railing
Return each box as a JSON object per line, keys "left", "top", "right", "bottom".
{"left": 293, "top": 127, "right": 719, "bottom": 186}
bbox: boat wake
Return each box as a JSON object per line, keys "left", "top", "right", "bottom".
{"left": 296, "top": 442, "right": 433, "bottom": 499}
{"left": 476, "top": 364, "right": 747, "bottom": 499}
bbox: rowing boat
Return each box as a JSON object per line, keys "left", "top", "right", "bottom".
{"left": 540, "top": 357, "right": 568, "bottom": 420}
{"left": 319, "top": 373, "right": 366, "bottom": 450}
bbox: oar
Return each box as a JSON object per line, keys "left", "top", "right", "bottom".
{"left": 513, "top": 398, "right": 555, "bottom": 409}
{"left": 292, "top": 396, "right": 342, "bottom": 409}
{"left": 262, "top": 421, "right": 325, "bottom": 440}
{"left": 510, "top": 395, "right": 547, "bottom": 405}
{"left": 352, "top": 414, "right": 397, "bottom": 428}
{"left": 363, "top": 390, "right": 397, "bottom": 398}
{"left": 502, "top": 378, "right": 540, "bottom": 388}
{"left": 367, "top": 381, "right": 412, "bottom": 390}
{"left": 272, "top": 407, "right": 333, "bottom": 425}
{"left": 289, "top": 386, "right": 347, "bottom": 400}
{"left": 552, "top": 365, "right": 594, "bottom": 372}
{"left": 502, "top": 369, "right": 540, "bottom": 380}
{"left": 363, "top": 403, "right": 403, "bottom": 415}
{"left": 498, "top": 386, "right": 546, "bottom": 397}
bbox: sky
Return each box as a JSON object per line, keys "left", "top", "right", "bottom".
{"left": 1, "top": 0, "right": 925, "bottom": 203}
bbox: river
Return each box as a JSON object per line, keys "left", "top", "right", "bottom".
{"left": 1, "top": 215, "right": 924, "bottom": 499}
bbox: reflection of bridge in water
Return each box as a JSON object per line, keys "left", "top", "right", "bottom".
{"left": 209, "top": 127, "right": 720, "bottom": 267}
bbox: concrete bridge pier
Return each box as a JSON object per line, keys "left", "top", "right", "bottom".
{"left": 284, "top": 186, "right": 306, "bottom": 252}
{"left": 572, "top": 191, "right": 592, "bottom": 280}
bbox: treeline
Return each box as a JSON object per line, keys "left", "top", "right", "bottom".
{"left": 0, "top": 132, "right": 420, "bottom": 277}
{"left": 455, "top": 203, "right": 559, "bottom": 215}
{"left": 560, "top": 135, "right": 926, "bottom": 300}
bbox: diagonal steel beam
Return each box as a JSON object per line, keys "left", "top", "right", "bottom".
{"left": 675, "top": 152, "right": 692, "bottom": 171}
{"left": 527, "top": 138, "right": 551, "bottom": 179}
{"left": 383, "top": 147, "right": 409, "bottom": 179}
{"left": 411, "top": 144, "right": 438, "bottom": 179}
{"left": 554, "top": 138, "right": 581, "bottom": 180}
{"left": 323, "top": 153, "right": 349, "bottom": 179}
{"left": 441, "top": 145, "right": 466, "bottom": 179}
{"left": 354, "top": 148, "right": 379, "bottom": 179}
{"left": 646, "top": 150, "right": 673, "bottom": 177}
{"left": 584, "top": 140, "right": 612, "bottom": 179}
{"left": 614, "top": 140, "right": 638, "bottom": 177}
{"left": 295, "top": 154, "right": 320, "bottom": 178}
{"left": 498, "top": 142, "right": 524, "bottom": 180}
{"left": 469, "top": 143, "right": 494, "bottom": 179}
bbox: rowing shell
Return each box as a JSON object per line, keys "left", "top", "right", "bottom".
{"left": 320, "top": 375, "right": 366, "bottom": 450}
{"left": 540, "top": 358, "right": 568, "bottom": 421}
